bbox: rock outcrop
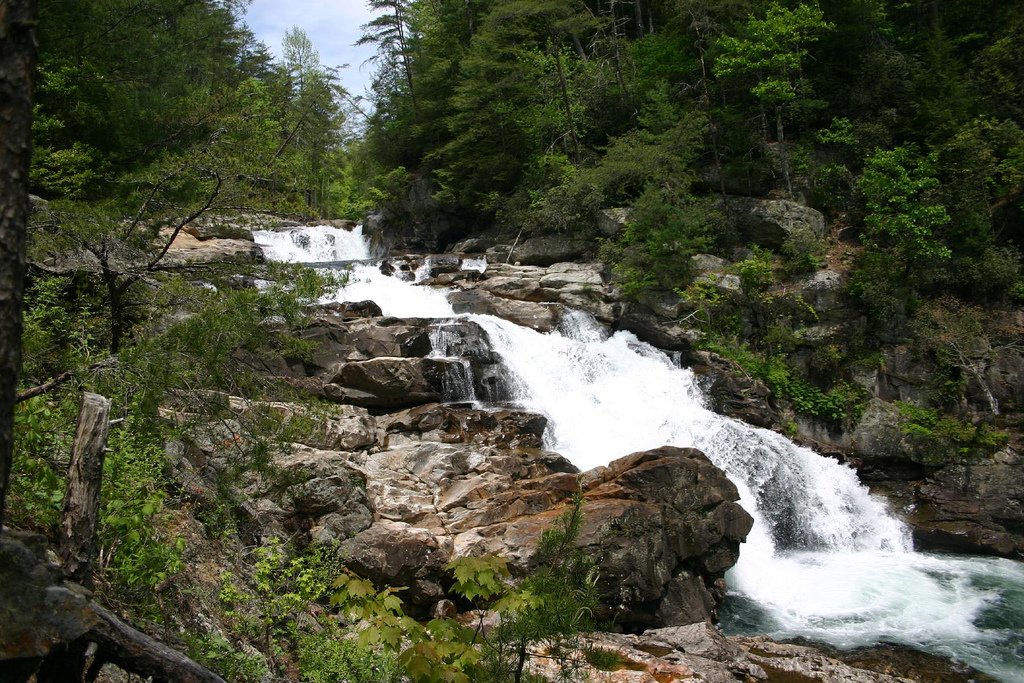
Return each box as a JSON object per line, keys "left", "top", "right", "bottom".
{"left": 725, "top": 196, "right": 827, "bottom": 250}
{"left": 176, "top": 393, "right": 752, "bottom": 627}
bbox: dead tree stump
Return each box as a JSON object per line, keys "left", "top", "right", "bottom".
{"left": 59, "top": 392, "right": 111, "bottom": 589}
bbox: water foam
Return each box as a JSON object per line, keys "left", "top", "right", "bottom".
{"left": 257, "top": 225, "right": 1024, "bottom": 681}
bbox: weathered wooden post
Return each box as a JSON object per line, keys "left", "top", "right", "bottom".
{"left": 58, "top": 392, "right": 112, "bottom": 588}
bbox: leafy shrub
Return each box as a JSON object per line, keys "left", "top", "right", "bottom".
{"left": 781, "top": 226, "right": 826, "bottom": 275}
{"left": 735, "top": 247, "right": 776, "bottom": 295}
{"left": 187, "top": 634, "right": 269, "bottom": 683}
{"left": 600, "top": 187, "right": 718, "bottom": 296}
{"left": 896, "top": 401, "right": 1008, "bottom": 463}
{"left": 7, "top": 395, "right": 77, "bottom": 533}
{"left": 99, "top": 426, "right": 185, "bottom": 598}
{"left": 298, "top": 629, "right": 403, "bottom": 683}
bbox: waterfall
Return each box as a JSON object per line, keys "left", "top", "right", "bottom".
{"left": 255, "top": 225, "right": 1024, "bottom": 681}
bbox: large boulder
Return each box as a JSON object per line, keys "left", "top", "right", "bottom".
{"left": 726, "top": 196, "right": 826, "bottom": 250}
{"left": 161, "top": 228, "right": 264, "bottom": 265}
{"left": 575, "top": 447, "right": 753, "bottom": 627}
{"left": 324, "top": 357, "right": 468, "bottom": 408}
{"left": 0, "top": 533, "right": 98, "bottom": 662}
{"left": 506, "top": 235, "right": 593, "bottom": 267}
{"left": 449, "top": 288, "right": 563, "bottom": 333}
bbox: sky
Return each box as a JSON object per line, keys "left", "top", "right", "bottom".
{"left": 243, "top": 0, "right": 379, "bottom": 98}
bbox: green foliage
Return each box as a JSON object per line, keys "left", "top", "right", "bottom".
{"left": 703, "top": 340, "right": 867, "bottom": 423}
{"left": 715, "top": 2, "right": 834, "bottom": 107}
{"left": 298, "top": 628, "right": 403, "bottom": 683}
{"left": 448, "top": 554, "right": 511, "bottom": 602}
{"left": 7, "top": 396, "right": 74, "bottom": 533}
{"left": 781, "top": 227, "right": 826, "bottom": 275}
{"left": 896, "top": 402, "right": 1008, "bottom": 463}
{"left": 99, "top": 426, "right": 185, "bottom": 598}
{"left": 187, "top": 634, "right": 270, "bottom": 683}
{"left": 600, "top": 188, "right": 719, "bottom": 296}
{"left": 858, "top": 146, "right": 952, "bottom": 278}
{"left": 735, "top": 247, "right": 776, "bottom": 295}
{"left": 22, "top": 275, "right": 107, "bottom": 384}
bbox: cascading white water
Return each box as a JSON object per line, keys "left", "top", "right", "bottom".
{"left": 256, "top": 225, "right": 1024, "bottom": 681}
{"left": 254, "top": 226, "right": 456, "bottom": 318}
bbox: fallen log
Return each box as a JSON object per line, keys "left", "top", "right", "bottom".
{"left": 84, "top": 603, "right": 226, "bottom": 683}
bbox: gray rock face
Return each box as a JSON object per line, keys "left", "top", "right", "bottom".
{"left": 362, "top": 176, "right": 468, "bottom": 252}
{"left": 851, "top": 399, "right": 909, "bottom": 463}
{"left": 325, "top": 357, "right": 465, "bottom": 408}
{"left": 449, "top": 288, "right": 563, "bottom": 332}
{"left": 597, "top": 207, "right": 633, "bottom": 236}
{"left": 798, "top": 269, "right": 851, "bottom": 323}
{"left": 508, "top": 235, "right": 593, "bottom": 267}
{"left": 726, "top": 196, "right": 826, "bottom": 249}
{"left": 0, "top": 532, "right": 98, "bottom": 660}
{"left": 617, "top": 304, "right": 701, "bottom": 352}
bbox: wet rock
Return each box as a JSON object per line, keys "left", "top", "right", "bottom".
{"left": 295, "top": 317, "right": 433, "bottom": 369}
{"left": 419, "top": 253, "right": 461, "bottom": 277}
{"left": 690, "top": 351, "right": 780, "bottom": 429}
{"left": 325, "top": 357, "right": 464, "bottom": 409}
{"left": 574, "top": 447, "right": 753, "bottom": 628}
{"left": 312, "top": 300, "right": 383, "bottom": 320}
{"left": 449, "top": 288, "right": 563, "bottom": 333}
{"left": 382, "top": 403, "right": 547, "bottom": 450}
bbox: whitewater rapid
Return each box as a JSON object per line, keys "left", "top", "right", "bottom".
{"left": 255, "top": 225, "right": 1024, "bottom": 681}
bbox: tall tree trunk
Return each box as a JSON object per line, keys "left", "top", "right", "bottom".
{"left": 551, "top": 37, "right": 581, "bottom": 163}
{"left": 775, "top": 105, "right": 793, "bottom": 197}
{"left": 0, "top": 0, "right": 38, "bottom": 533}
{"left": 59, "top": 393, "right": 111, "bottom": 589}
{"left": 394, "top": 2, "right": 418, "bottom": 114}
{"left": 634, "top": 0, "right": 644, "bottom": 38}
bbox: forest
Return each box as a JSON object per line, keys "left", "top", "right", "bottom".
{"left": 2, "top": 0, "right": 1023, "bottom": 681}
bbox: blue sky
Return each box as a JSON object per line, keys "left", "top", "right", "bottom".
{"left": 243, "top": 0, "right": 379, "bottom": 97}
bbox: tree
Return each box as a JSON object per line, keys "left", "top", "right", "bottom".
{"left": 859, "top": 145, "right": 952, "bottom": 280}
{"left": 278, "top": 27, "right": 347, "bottom": 213}
{"left": 714, "top": 1, "right": 833, "bottom": 196}
{"left": 0, "top": 0, "right": 39, "bottom": 531}
{"left": 360, "top": 0, "right": 419, "bottom": 113}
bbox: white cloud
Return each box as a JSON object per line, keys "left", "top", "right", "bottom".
{"left": 244, "top": 0, "right": 381, "bottom": 96}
